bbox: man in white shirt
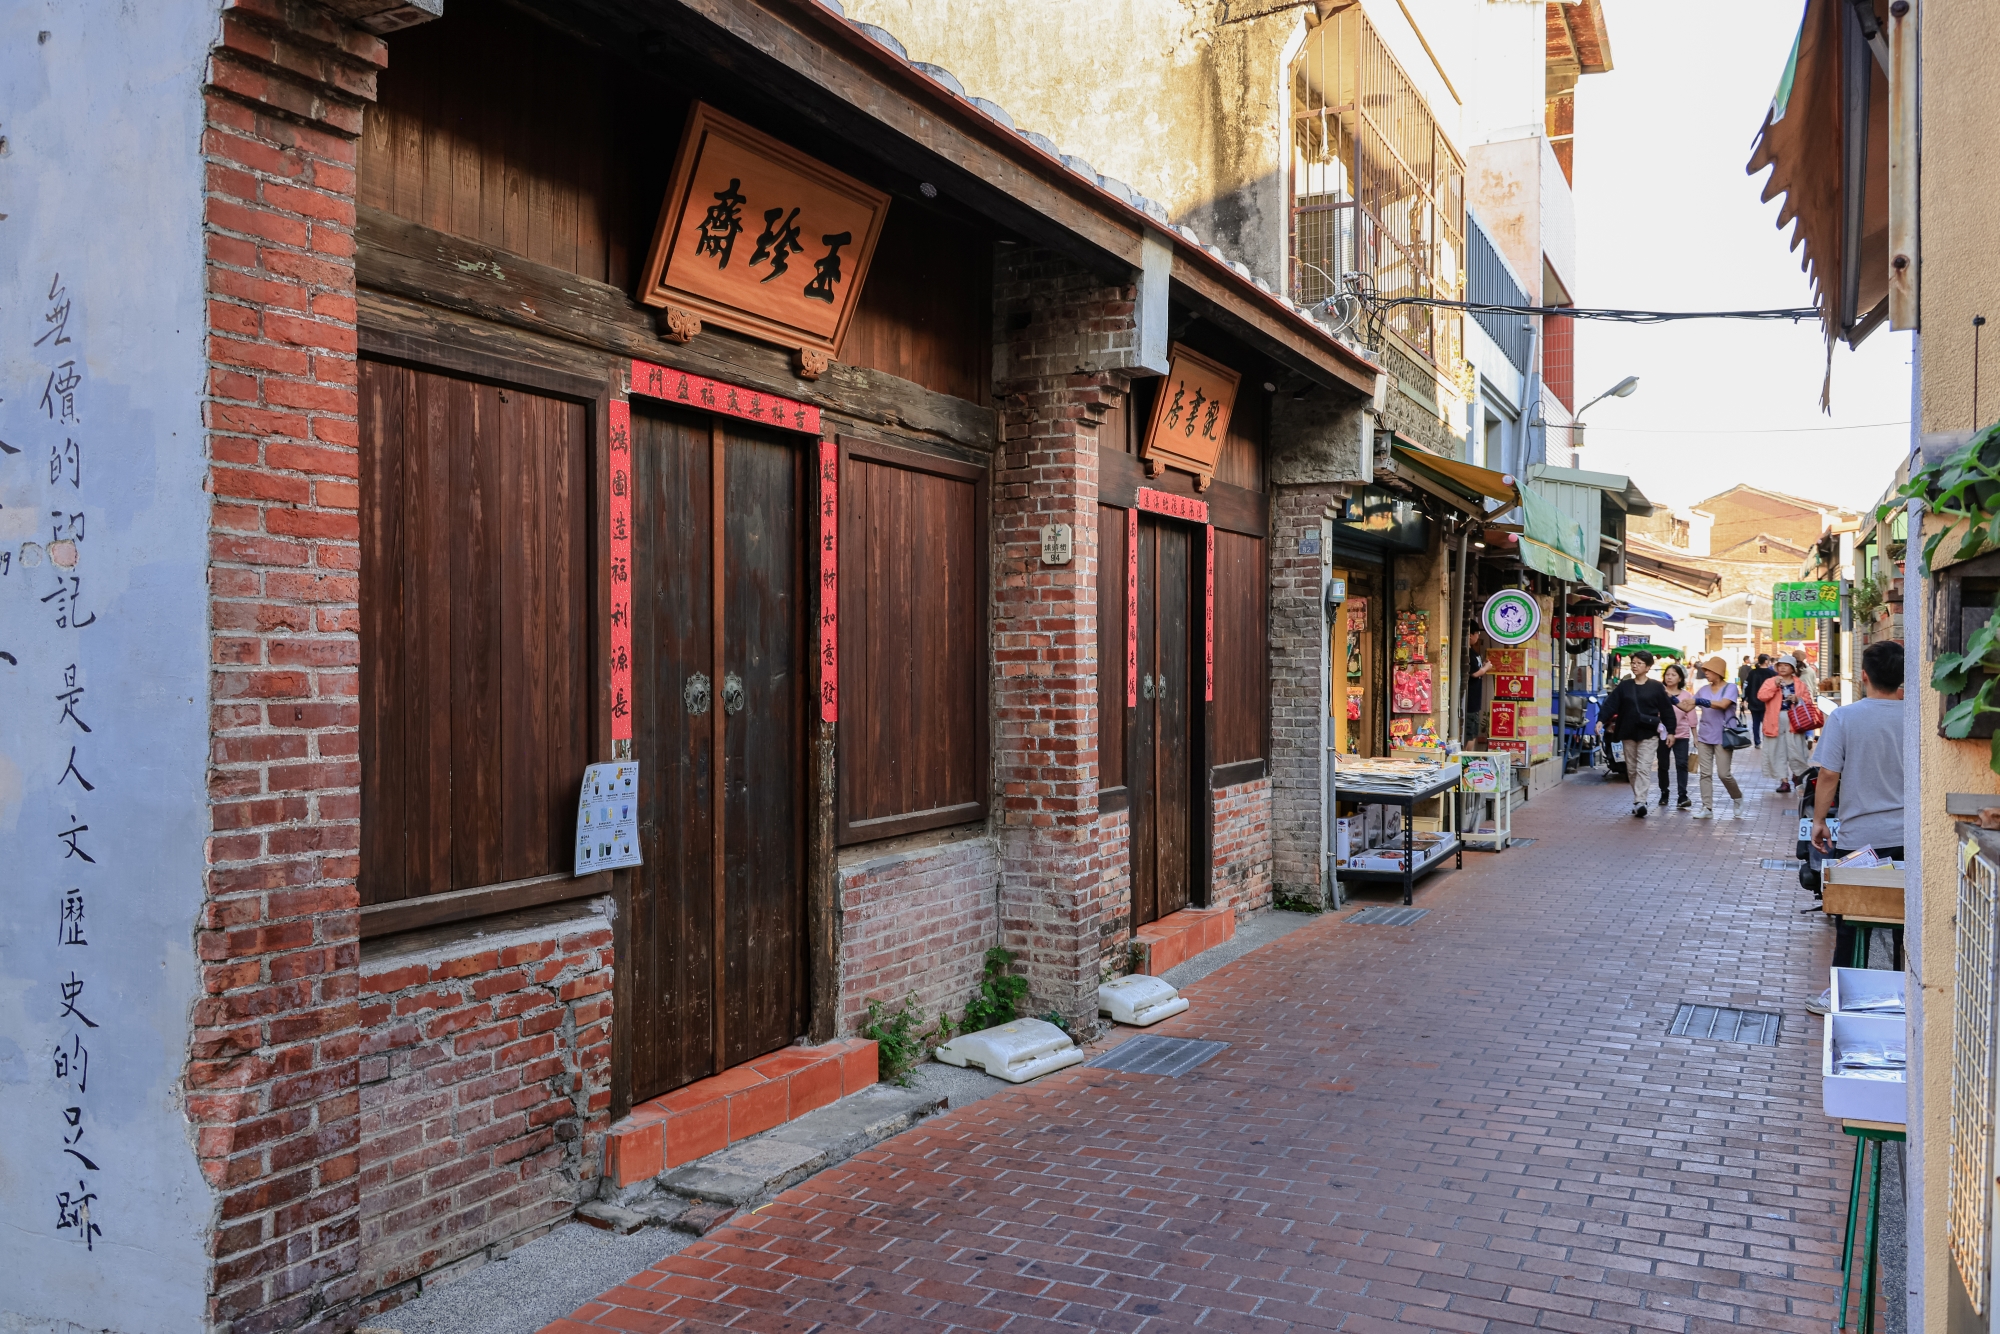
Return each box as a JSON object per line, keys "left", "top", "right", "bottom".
{"left": 1807, "top": 639, "right": 1905, "bottom": 1011}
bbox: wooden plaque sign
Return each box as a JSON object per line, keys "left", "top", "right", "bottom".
{"left": 1139, "top": 344, "right": 1242, "bottom": 490}
{"left": 640, "top": 103, "right": 890, "bottom": 377}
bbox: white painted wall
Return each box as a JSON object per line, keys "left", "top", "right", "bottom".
{"left": 0, "top": 1, "right": 220, "bottom": 1328}
{"left": 1466, "top": 0, "right": 1546, "bottom": 146}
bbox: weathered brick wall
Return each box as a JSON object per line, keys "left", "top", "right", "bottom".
{"left": 837, "top": 836, "right": 999, "bottom": 1034}
{"left": 990, "top": 246, "right": 1134, "bottom": 1028}
{"left": 1211, "top": 777, "right": 1274, "bottom": 916}
{"left": 192, "top": 3, "right": 389, "bottom": 1328}
{"left": 354, "top": 914, "right": 613, "bottom": 1316}
{"left": 1095, "top": 808, "right": 1133, "bottom": 971}
{"left": 1268, "top": 486, "right": 1338, "bottom": 908}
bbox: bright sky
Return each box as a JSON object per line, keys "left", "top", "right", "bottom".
{"left": 1566, "top": 0, "right": 1912, "bottom": 517}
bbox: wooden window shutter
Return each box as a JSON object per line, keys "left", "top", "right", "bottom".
{"left": 1210, "top": 529, "right": 1268, "bottom": 770}
{"left": 835, "top": 436, "right": 989, "bottom": 844}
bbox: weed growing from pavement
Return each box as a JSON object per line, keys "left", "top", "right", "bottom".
{"left": 864, "top": 994, "right": 949, "bottom": 1086}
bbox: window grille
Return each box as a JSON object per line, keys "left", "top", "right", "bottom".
{"left": 1289, "top": 8, "right": 1464, "bottom": 369}
{"left": 1951, "top": 833, "right": 2000, "bottom": 1313}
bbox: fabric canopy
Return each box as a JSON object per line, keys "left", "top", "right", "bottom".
{"left": 1389, "top": 442, "right": 1519, "bottom": 507}
{"left": 1604, "top": 603, "right": 1676, "bottom": 630}
{"left": 1516, "top": 483, "right": 1604, "bottom": 591}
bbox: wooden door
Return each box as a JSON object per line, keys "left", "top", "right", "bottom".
{"left": 1130, "top": 517, "right": 1198, "bottom": 927}
{"left": 628, "top": 403, "right": 808, "bottom": 1102}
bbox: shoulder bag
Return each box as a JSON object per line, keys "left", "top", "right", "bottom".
{"left": 1721, "top": 714, "right": 1753, "bottom": 751}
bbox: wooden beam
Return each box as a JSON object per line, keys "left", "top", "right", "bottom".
{"left": 357, "top": 206, "right": 999, "bottom": 452}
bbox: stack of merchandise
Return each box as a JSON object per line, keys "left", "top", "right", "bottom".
{"left": 1391, "top": 610, "right": 1433, "bottom": 719}
{"left": 1332, "top": 755, "right": 1455, "bottom": 793}
{"left": 1332, "top": 799, "right": 1452, "bottom": 872}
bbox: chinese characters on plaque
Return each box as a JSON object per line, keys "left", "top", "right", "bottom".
{"left": 574, "top": 763, "right": 643, "bottom": 873}
{"left": 639, "top": 103, "right": 890, "bottom": 377}
{"left": 1139, "top": 344, "right": 1241, "bottom": 491}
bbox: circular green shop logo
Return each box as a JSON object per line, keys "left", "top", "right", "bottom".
{"left": 1481, "top": 590, "right": 1541, "bottom": 645}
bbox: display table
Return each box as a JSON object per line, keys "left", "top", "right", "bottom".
{"left": 1333, "top": 763, "right": 1463, "bottom": 906}
{"left": 1837, "top": 1120, "right": 1904, "bottom": 1334}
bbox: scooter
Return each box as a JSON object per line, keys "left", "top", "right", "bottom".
{"left": 1794, "top": 764, "right": 1838, "bottom": 895}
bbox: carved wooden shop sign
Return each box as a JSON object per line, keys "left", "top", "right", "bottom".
{"left": 640, "top": 103, "right": 890, "bottom": 379}
{"left": 1139, "top": 343, "right": 1241, "bottom": 490}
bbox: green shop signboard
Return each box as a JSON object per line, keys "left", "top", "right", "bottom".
{"left": 1772, "top": 581, "right": 1841, "bottom": 620}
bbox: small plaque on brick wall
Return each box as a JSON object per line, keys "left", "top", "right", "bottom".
{"left": 1040, "top": 522, "right": 1073, "bottom": 565}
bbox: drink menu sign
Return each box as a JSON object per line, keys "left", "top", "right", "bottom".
{"left": 639, "top": 103, "right": 891, "bottom": 372}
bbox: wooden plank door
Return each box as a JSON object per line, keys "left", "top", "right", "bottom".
{"left": 628, "top": 403, "right": 807, "bottom": 1103}
{"left": 1130, "top": 516, "right": 1196, "bottom": 927}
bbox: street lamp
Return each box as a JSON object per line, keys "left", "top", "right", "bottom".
{"left": 1568, "top": 375, "right": 1638, "bottom": 466}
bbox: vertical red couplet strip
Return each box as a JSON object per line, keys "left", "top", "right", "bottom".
{"left": 818, "top": 439, "right": 839, "bottom": 722}
{"left": 1125, "top": 507, "right": 1138, "bottom": 708}
{"left": 608, "top": 399, "right": 634, "bottom": 747}
{"left": 1204, "top": 523, "right": 1215, "bottom": 702}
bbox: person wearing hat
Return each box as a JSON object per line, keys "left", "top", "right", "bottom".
{"left": 1692, "top": 655, "right": 1745, "bottom": 819}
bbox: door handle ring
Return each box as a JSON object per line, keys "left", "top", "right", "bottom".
{"left": 684, "top": 672, "right": 712, "bottom": 714}
{"left": 723, "top": 672, "right": 745, "bottom": 715}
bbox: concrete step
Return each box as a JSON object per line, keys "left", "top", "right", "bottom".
{"left": 587, "top": 1084, "right": 944, "bottom": 1235}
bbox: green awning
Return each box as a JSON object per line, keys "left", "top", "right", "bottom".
{"left": 1517, "top": 484, "right": 1605, "bottom": 590}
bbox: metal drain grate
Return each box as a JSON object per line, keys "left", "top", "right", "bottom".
{"left": 1347, "top": 906, "right": 1429, "bottom": 925}
{"left": 1507, "top": 838, "right": 1536, "bottom": 849}
{"left": 1669, "top": 1004, "right": 1781, "bottom": 1045}
{"left": 1761, "top": 858, "right": 1803, "bottom": 870}
{"left": 1085, "top": 1035, "right": 1227, "bottom": 1077}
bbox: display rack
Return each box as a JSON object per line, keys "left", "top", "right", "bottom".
{"left": 1332, "top": 763, "right": 1464, "bottom": 906}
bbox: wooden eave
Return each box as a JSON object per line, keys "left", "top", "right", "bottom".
{"left": 541, "top": 0, "right": 1380, "bottom": 398}
{"left": 1546, "top": 0, "right": 1612, "bottom": 76}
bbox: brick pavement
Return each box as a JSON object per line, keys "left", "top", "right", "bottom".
{"left": 547, "top": 767, "right": 1857, "bottom": 1334}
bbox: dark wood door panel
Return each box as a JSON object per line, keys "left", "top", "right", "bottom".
{"left": 1154, "top": 522, "right": 1193, "bottom": 920}
{"left": 630, "top": 403, "right": 719, "bottom": 1099}
{"left": 720, "top": 426, "right": 808, "bottom": 1066}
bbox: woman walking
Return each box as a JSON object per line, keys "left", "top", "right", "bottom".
{"left": 1758, "top": 656, "right": 1812, "bottom": 791}
{"left": 1692, "top": 655, "right": 1746, "bottom": 819}
{"left": 1656, "top": 662, "right": 1695, "bottom": 810}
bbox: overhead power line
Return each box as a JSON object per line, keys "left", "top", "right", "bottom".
{"left": 1583, "top": 421, "right": 1910, "bottom": 435}
{"left": 1365, "top": 295, "right": 1821, "bottom": 325}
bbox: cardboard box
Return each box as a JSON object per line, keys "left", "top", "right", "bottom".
{"left": 1822, "top": 862, "right": 1905, "bottom": 921}
{"left": 1822, "top": 1012, "right": 1907, "bottom": 1123}
{"left": 1830, "top": 967, "right": 1906, "bottom": 1015}
{"left": 1334, "top": 817, "right": 1361, "bottom": 861}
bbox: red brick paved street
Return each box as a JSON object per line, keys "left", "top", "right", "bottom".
{"left": 548, "top": 768, "right": 1854, "bottom": 1334}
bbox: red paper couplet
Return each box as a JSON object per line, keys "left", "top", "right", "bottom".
{"left": 608, "top": 400, "right": 635, "bottom": 744}
{"left": 1204, "top": 523, "right": 1215, "bottom": 703}
{"left": 1134, "top": 486, "right": 1209, "bottom": 524}
{"left": 1125, "top": 508, "right": 1138, "bottom": 709}
{"left": 629, "top": 359, "right": 823, "bottom": 436}
{"left": 818, "top": 439, "right": 838, "bottom": 722}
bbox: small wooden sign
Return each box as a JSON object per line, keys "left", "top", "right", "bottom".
{"left": 640, "top": 103, "right": 890, "bottom": 376}
{"left": 1139, "top": 344, "right": 1241, "bottom": 490}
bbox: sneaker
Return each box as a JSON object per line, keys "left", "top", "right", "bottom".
{"left": 1633, "top": 804, "right": 1648, "bottom": 818}
{"left": 1678, "top": 796, "right": 1693, "bottom": 811}
{"left": 1692, "top": 805, "right": 1714, "bottom": 820}
{"left": 1727, "top": 799, "right": 1745, "bottom": 821}
{"left": 1805, "top": 989, "right": 1831, "bottom": 1016}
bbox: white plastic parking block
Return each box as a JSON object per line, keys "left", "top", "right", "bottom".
{"left": 934, "top": 1018, "right": 1085, "bottom": 1083}
{"left": 1097, "top": 975, "right": 1189, "bottom": 1027}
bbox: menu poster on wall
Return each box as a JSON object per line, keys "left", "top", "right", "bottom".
{"left": 574, "top": 762, "right": 643, "bottom": 873}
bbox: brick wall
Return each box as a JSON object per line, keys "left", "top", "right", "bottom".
{"left": 1269, "top": 486, "right": 1337, "bottom": 908}
{"left": 1211, "top": 777, "right": 1274, "bottom": 915}
{"left": 990, "top": 247, "right": 1135, "bottom": 1028}
{"left": 1095, "top": 809, "right": 1133, "bottom": 971}
{"left": 355, "top": 913, "right": 613, "bottom": 1317}
{"left": 837, "top": 836, "right": 999, "bottom": 1034}
{"left": 192, "top": 3, "right": 389, "bottom": 1329}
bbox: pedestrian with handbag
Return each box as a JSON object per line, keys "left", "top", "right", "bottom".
{"left": 1758, "top": 657, "right": 1816, "bottom": 792}
{"left": 1603, "top": 649, "right": 1672, "bottom": 818}
{"left": 1655, "top": 662, "right": 1696, "bottom": 811}
{"left": 1692, "top": 655, "right": 1748, "bottom": 820}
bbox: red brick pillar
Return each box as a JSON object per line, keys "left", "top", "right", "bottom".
{"left": 189, "top": 2, "right": 409, "bottom": 1327}
{"left": 991, "top": 248, "right": 1134, "bottom": 1029}
{"left": 1268, "top": 485, "right": 1342, "bottom": 909}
